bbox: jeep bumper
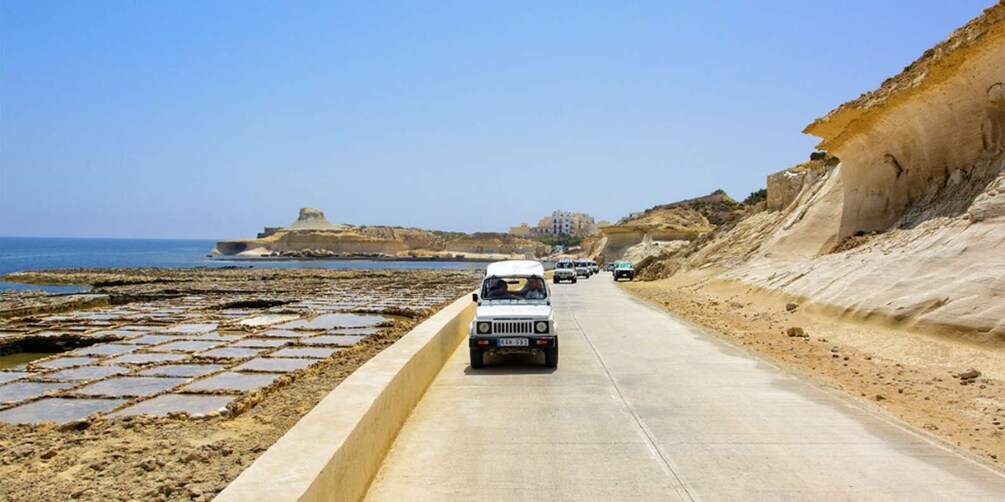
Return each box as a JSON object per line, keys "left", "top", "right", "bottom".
{"left": 469, "top": 336, "right": 557, "bottom": 349}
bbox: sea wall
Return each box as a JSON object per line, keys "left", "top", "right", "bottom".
{"left": 215, "top": 292, "right": 477, "bottom": 502}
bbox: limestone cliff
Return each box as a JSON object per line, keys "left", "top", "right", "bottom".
{"left": 765, "top": 154, "right": 839, "bottom": 212}
{"left": 587, "top": 191, "right": 746, "bottom": 263}
{"left": 635, "top": 3, "right": 1005, "bottom": 339}
{"left": 804, "top": 3, "right": 1005, "bottom": 237}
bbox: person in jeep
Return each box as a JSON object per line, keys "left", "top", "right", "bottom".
{"left": 486, "top": 278, "right": 511, "bottom": 299}
{"left": 470, "top": 260, "right": 557, "bottom": 368}
{"left": 523, "top": 276, "right": 547, "bottom": 299}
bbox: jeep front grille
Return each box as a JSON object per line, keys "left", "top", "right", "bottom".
{"left": 492, "top": 321, "right": 533, "bottom": 334}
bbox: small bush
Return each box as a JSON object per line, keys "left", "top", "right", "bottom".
{"left": 743, "top": 188, "right": 767, "bottom": 206}
{"left": 534, "top": 234, "right": 583, "bottom": 248}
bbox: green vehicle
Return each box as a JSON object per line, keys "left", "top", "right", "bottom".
{"left": 613, "top": 261, "right": 634, "bottom": 281}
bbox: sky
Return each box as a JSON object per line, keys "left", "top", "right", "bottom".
{"left": 0, "top": 0, "right": 995, "bottom": 239}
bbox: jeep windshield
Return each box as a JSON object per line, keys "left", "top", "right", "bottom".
{"left": 556, "top": 262, "right": 574, "bottom": 269}
{"left": 481, "top": 276, "right": 548, "bottom": 302}
{"left": 616, "top": 262, "right": 632, "bottom": 269}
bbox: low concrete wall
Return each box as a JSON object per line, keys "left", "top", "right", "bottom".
{"left": 215, "top": 294, "right": 476, "bottom": 502}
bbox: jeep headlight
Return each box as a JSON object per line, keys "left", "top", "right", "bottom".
{"left": 534, "top": 321, "right": 549, "bottom": 334}
{"left": 477, "top": 321, "right": 492, "bottom": 334}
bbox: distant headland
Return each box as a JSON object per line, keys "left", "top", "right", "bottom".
{"left": 211, "top": 208, "right": 549, "bottom": 261}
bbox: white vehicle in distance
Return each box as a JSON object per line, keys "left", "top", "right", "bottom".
{"left": 469, "top": 260, "right": 558, "bottom": 368}
{"left": 553, "top": 259, "right": 577, "bottom": 283}
{"left": 574, "top": 259, "right": 592, "bottom": 278}
{"left": 589, "top": 260, "right": 600, "bottom": 274}
{"left": 613, "top": 260, "right": 635, "bottom": 281}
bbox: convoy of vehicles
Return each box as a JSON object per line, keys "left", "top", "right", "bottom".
{"left": 469, "top": 258, "right": 636, "bottom": 369}
{"left": 469, "top": 260, "right": 558, "bottom": 368}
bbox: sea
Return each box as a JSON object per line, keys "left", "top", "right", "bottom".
{"left": 0, "top": 237, "right": 490, "bottom": 293}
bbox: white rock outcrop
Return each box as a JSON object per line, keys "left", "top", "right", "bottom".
{"left": 651, "top": 3, "right": 1005, "bottom": 339}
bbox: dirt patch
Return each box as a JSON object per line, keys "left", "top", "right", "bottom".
{"left": 831, "top": 231, "right": 880, "bottom": 253}
{"left": 621, "top": 275, "right": 1005, "bottom": 468}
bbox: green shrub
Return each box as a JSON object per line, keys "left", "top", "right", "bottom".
{"left": 743, "top": 188, "right": 767, "bottom": 206}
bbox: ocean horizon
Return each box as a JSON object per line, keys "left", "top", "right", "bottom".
{"left": 0, "top": 236, "right": 489, "bottom": 292}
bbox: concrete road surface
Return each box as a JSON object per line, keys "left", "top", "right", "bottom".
{"left": 366, "top": 274, "right": 1005, "bottom": 501}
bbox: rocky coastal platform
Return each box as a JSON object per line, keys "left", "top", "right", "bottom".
{"left": 0, "top": 267, "right": 481, "bottom": 500}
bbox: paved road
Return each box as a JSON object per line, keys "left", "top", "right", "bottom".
{"left": 366, "top": 275, "right": 1005, "bottom": 501}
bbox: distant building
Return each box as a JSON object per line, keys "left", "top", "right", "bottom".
{"left": 509, "top": 211, "right": 598, "bottom": 237}
{"left": 257, "top": 227, "right": 283, "bottom": 238}
{"left": 536, "top": 216, "right": 554, "bottom": 234}
{"left": 548, "top": 210, "right": 596, "bottom": 236}
{"left": 509, "top": 223, "right": 534, "bottom": 237}
{"left": 617, "top": 212, "right": 644, "bottom": 224}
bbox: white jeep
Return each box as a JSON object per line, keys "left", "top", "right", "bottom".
{"left": 469, "top": 260, "right": 558, "bottom": 368}
{"left": 553, "top": 259, "right": 577, "bottom": 283}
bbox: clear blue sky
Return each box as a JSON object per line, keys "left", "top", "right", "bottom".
{"left": 0, "top": 1, "right": 994, "bottom": 239}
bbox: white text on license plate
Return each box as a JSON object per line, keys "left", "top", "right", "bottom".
{"left": 498, "top": 338, "right": 529, "bottom": 347}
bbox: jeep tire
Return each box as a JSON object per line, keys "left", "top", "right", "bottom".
{"left": 470, "top": 348, "right": 485, "bottom": 369}
{"left": 544, "top": 347, "right": 559, "bottom": 368}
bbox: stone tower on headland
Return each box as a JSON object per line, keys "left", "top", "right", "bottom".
{"left": 286, "top": 207, "right": 340, "bottom": 231}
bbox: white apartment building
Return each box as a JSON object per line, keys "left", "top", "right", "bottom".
{"left": 543, "top": 211, "right": 596, "bottom": 236}
{"left": 510, "top": 211, "right": 598, "bottom": 238}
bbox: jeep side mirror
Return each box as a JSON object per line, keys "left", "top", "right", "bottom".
{"left": 472, "top": 293, "right": 478, "bottom": 303}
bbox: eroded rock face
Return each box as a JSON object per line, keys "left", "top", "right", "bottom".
{"left": 804, "top": 3, "right": 1005, "bottom": 238}
{"left": 591, "top": 191, "right": 743, "bottom": 262}
{"left": 635, "top": 4, "right": 1005, "bottom": 338}
{"left": 766, "top": 170, "right": 806, "bottom": 212}
{"left": 968, "top": 172, "right": 1005, "bottom": 222}
{"left": 592, "top": 226, "right": 694, "bottom": 263}
{"left": 765, "top": 156, "right": 835, "bottom": 212}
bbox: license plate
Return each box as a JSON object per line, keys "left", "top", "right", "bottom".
{"left": 497, "top": 338, "right": 528, "bottom": 347}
